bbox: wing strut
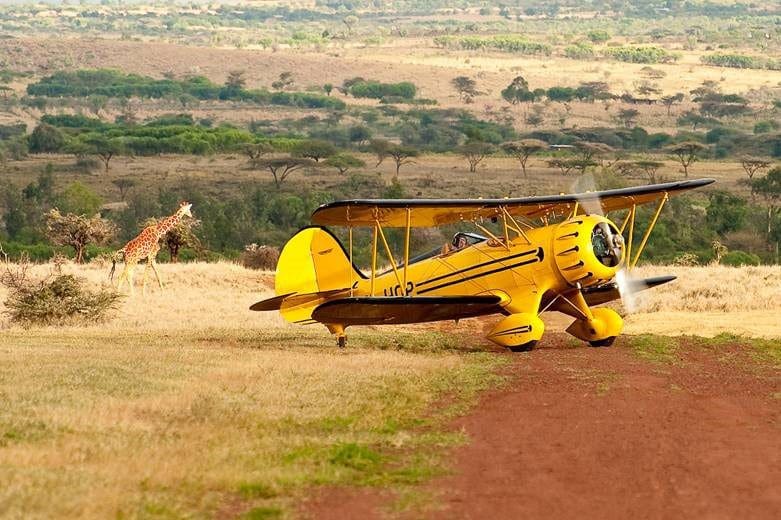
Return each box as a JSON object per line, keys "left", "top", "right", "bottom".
{"left": 630, "top": 193, "right": 668, "bottom": 269}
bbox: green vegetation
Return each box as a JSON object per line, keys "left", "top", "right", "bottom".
{"left": 603, "top": 46, "right": 678, "bottom": 64}
{"left": 701, "top": 53, "right": 780, "bottom": 71}
{"left": 627, "top": 335, "right": 679, "bottom": 363}
{"left": 348, "top": 79, "right": 417, "bottom": 100}
{"left": 27, "top": 70, "right": 344, "bottom": 110}
{"left": 434, "top": 35, "right": 552, "bottom": 55}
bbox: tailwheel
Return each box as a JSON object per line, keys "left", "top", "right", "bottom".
{"left": 508, "top": 341, "right": 537, "bottom": 353}
{"left": 337, "top": 336, "right": 346, "bottom": 348}
{"left": 589, "top": 336, "right": 616, "bottom": 348}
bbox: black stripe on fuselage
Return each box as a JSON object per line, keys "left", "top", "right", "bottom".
{"left": 417, "top": 248, "right": 543, "bottom": 294}
{"left": 490, "top": 325, "right": 532, "bottom": 337}
{"left": 417, "top": 248, "right": 539, "bottom": 288}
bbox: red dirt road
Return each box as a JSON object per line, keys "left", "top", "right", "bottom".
{"left": 302, "top": 335, "right": 780, "bottom": 519}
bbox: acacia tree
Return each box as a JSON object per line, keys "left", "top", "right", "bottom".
{"left": 271, "top": 71, "right": 294, "bottom": 91}
{"left": 632, "top": 159, "right": 665, "bottom": 183}
{"left": 67, "top": 135, "right": 125, "bottom": 172}
{"left": 666, "top": 141, "right": 707, "bottom": 177}
{"left": 112, "top": 178, "right": 135, "bottom": 200}
{"left": 45, "top": 209, "right": 116, "bottom": 263}
{"left": 451, "top": 76, "right": 481, "bottom": 104}
{"left": 343, "top": 15, "right": 358, "bottom": 34}
{"left": 387, "top": 144, "right": 419, "bottom": 177}
{"left": 616, "top": 108, "right": 639, "bottom": 128}
{"left": 502, "top": 139, "right": 547, "bottom": 177}
{"left": 501, "top": 75, "right": 534, "bottom": 104}
{"left": 324, "top": 153, "right": 366, "bottom": 174}
{"left": 143, "top": 217, "right": 201, "bottom": 263}
{"left": 661, "top": 93, "right": 685, "bottom": 115}
{"left": 460, "top": 141, "right": 495, "bottom": 172}
{"left": 257, "top": 157, "right": 316, "bottom": 188}
{"left": 575, "top": 141, "right": 615, "bottom": 165}
{"left": 225, "top": 70, "right": 246, "bottom": 90}
{"left": 292, "top": 139, "right": 336, "bottom": 162}
{"left": 751, "top": 167, "right": 781, "bottom": 239}
{"left": 740, "top": 156, "right": 771, "bottom": 180}
{"left": 242, "top": 142, "right": 274, "bottom": 168}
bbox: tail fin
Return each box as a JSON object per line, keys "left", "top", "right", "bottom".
{"left": 275, "top": 227, "right": 365, "bottom": 298}
{"left": 109, "top": 249, "right": 125, "bottom": 281}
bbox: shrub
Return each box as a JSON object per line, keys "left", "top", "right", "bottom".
{"left": 434, "top": 35, "right": 551, "bottom": 55}
{"left": 564, "top": 42, "right": 595, "bottom": 60}
{"left": 28, "top": 123, "right": 66, "bottom": 153}
{"left": 0, "top": 259, "right": 121, "bottom": 325}
{"left": 240, "top": 244, "right": 280, "bottom": 270}
{"left": 721, "top": 250, "right": 761, "bottom": 266}
{"left": 349, "top": 80, "right": 417, "bottom": 100}
{"left": 754, "top": 120, "right": 779, "bottom": 134}
{"left": 701, "top": 53, "right": 763, "bottom": 70}
{"left": 604, "top": 46, "right": 678, "bottom": 64}
{"left": 586, "top": 30, "right": 611, "bottom": 43}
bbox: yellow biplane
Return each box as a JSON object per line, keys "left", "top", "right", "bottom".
{"left": 251, "top": 178, "right": 714, "bottom": 350}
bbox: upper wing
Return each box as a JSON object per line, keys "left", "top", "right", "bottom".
{"left": 311, "top": 178, "right": 715, "bottom": 227}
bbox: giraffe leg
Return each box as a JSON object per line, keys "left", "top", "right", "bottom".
{"left": 126, "top": 263, "right": 137, "bottom": 296}
{"left": 151, "top": 259, "right": 164, "bottom": 290}
{"left": 116, "top": 265, "right": 130, "bottom": 291}
{"left": 142, "top": 260, "right": 151, "bottom": 297}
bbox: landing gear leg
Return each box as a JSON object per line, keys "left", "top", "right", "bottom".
{"left": 326, "top": 323, "right": 347, "bottom": 349}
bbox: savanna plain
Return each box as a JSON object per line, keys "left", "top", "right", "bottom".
{"left": 0, "top": 1, "right": 780, "bottom": 519}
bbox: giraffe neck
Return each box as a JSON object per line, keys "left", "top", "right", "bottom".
{"left": 155, "top": 211, "right": 183, "bottom": 237}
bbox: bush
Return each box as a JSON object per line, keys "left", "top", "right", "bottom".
{"left": 564, "top": 42, "right": 595, "bottom": 60}
{"left": 1, "top": 262, "right": 121, "bottom": 325}
{"left": 240, "top": 244, "right": 280, "bottom": 270}
{"left": 701, "top": 53, "right": 764, "bottom": 70}
{"left": 604, "top": 46, "right": 678, "bottom": 64}
{"left": 754, "top": 120, "right": 779, "bottom": 134}
{"left": 721, "top": 250, "right": 761, "bottom": 266}
{"left": 434, "top": 35, "right": 551, "bottom": 55}
{"left": 349, "top": 80, "right": 417, "bottom": 100}
{"left": 586, "top": 30, "right": 611, "bottom": 43}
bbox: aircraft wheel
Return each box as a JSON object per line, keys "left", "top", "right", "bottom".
{"left": 508, "top": 341, "right": 537, "bottom": 353}
{"left": 589, "top": 336, "right": 616, "bottom": 348}
{"left": 337, "top": 336, "right": 346, "bottom": 348}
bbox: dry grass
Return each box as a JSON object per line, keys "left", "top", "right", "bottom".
{"left": 0, "top": 327, "right": 503, "bottom": 518}
{"left": 633, "top": 265, "right": 781, "bottom": 313}
{"left": 0, "top": 260, "right": 778, "bottom": 517}
{"left": 623, "top": 265, "right": 781, "bottom": 339}
{"left": 0, "top": 260, "right": 777, "bottom": 336}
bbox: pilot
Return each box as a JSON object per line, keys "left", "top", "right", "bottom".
{"left": 442, "top": 233, "right": 469, "bottom": 255}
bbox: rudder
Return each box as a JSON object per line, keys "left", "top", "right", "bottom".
{"left": 275, "top": 227, "right": 364, "bottom": 298}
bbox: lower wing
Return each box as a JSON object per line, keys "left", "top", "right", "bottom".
{"left": 311, "top": 295, "right": 503, "bottom": 326}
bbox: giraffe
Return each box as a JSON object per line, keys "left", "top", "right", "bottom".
{"left": 110, "top": 202, "right": 193, "bottom": 295}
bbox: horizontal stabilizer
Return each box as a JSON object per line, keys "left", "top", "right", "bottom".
{"left": 250, "top": 289, "right": 349, "bottom": 312}
{"left": 312, "top": 295, "right": 503, "bottom": 326}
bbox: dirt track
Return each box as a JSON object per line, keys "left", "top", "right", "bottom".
{"left": 302, "top": 334, "right": 780, "bottom": 519}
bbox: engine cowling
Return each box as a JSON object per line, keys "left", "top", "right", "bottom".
{"left": 552, "top": 215, "right": 625, "bottom": 289}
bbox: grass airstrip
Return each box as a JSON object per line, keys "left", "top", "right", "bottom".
{"left": 0, "top": 262, "right": 778, "bottom": 518}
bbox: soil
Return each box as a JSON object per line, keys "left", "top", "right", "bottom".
{"left": 300, "top": 333, "right": 780, "bottom": 519}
